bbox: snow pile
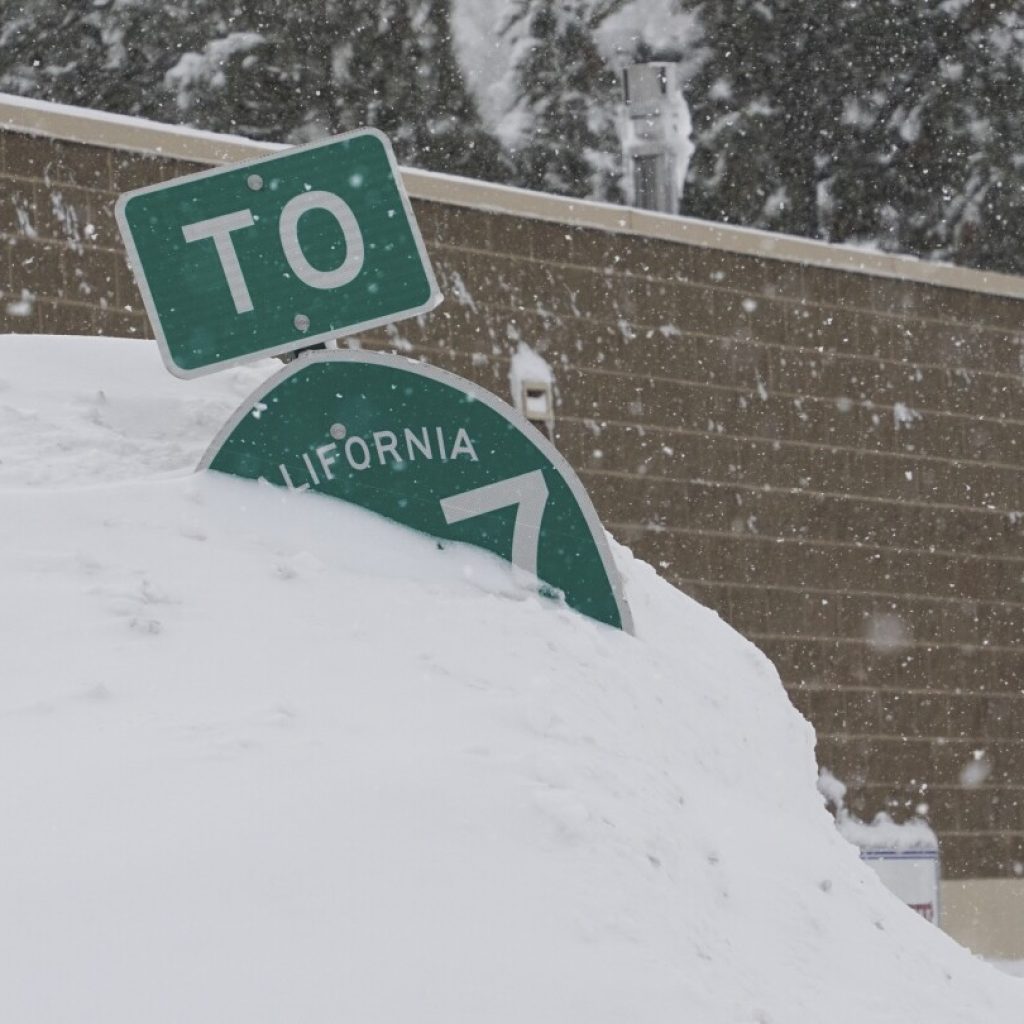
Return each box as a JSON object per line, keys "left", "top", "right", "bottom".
{"left": 1, "top": 334, "right": 1021, "bottom": 1022}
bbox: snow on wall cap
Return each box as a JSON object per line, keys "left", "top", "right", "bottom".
{"left": 837, "top": 811, "right": 939, "bottom": 854}
{"left": 0, "top": 91, "right": 282, "bottom": 163}
{"left": 2, "top": 91, "right": 1024, "bottom": 301}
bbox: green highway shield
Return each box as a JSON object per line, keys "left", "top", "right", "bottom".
{"left": 200, "top": 351, "right": 633, "bottom": 632}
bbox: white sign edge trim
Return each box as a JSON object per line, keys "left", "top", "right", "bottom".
{"left": 113, "top": 127, "right": 443, "bottom": 380}
{"left": 197, "top": 349, "right": 635, "bottom": 635}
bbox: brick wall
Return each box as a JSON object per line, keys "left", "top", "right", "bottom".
{"left": 3, "top": 119, "right": 1024, "bottom": 880}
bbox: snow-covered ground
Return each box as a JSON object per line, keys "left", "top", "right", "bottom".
{"left": 1, "top": 333, "right": 1021, "bottom": 1022}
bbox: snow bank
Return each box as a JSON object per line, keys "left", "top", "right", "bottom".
{"left": 0, "top": 334, "right": 1020, "bottom": 1022}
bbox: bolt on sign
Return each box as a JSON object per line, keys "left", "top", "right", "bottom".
{"left": 200, "top": 351, "right": 633, "bottom": 633}
{"left": 115, "top": 129, "right": 440, "bottom": 378}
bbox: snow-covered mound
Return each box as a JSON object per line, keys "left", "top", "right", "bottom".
{"left": 1, "top": 335, "right": 1020, "bottom": 1023}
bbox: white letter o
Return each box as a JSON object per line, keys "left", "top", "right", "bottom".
{"left": 279, "top": 190, "right": 365, "bottom": 290}
{"left": 344, "top": 436, "right": 372, "bottom": 471}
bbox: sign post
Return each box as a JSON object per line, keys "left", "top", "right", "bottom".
{"left": 116, "top": 129, "right": 440, "bottom": 378}
{"left": 200, "top": 351, "right": 633, "bottom": 633}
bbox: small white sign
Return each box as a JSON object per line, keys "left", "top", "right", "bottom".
{"left": 861, "top": 850, "right": 941, "bottom": 924}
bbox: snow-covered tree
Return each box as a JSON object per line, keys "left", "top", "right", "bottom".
{"left": 155, "top": 0, "right": 343, "bottom": 140}
{"left": 681, "top": 0, "right": 1024, "bottom": 273}
{"left": 165, "top": 0, "right": 506, "bottom": 177}
{"left": 331, "top": 0, "right": 507, "bottom": 180}
{"left": 8, "top": 0, "right": 1024, "bottom": 273}
{"left": 503, "top": 0, "right": 624, "bottom": 200}
{"left": 0, "top": 0, "right": 231, "bottom": 125}
{"left": 930, "top": 8, "right": 1024, "bottom": 274}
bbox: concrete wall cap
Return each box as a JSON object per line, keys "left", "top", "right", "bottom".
{"left": 2, "top": 91, "right": 1022, "bottom": 301}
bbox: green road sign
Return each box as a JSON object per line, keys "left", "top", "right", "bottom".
{"left": 115, "top": 129, "right": 440, "bottom": 378}
{"left": 199, "top": 352, "right": 633, "bottom": 632}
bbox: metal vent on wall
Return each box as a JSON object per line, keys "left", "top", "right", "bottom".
{"left": 519, "top": 380, "right": 554, "bottom": 438}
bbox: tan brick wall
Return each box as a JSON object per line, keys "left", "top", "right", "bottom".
{"left": 3, "top": 122, "right": 1023, "bottom": 880}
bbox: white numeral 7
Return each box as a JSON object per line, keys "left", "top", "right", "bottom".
{"left": 439, "top": 470, "right": 549, "bottom": 577}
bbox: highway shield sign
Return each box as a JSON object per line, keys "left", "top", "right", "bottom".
{"left": 199, "top": 351, "right": 633, "bottom": 632}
